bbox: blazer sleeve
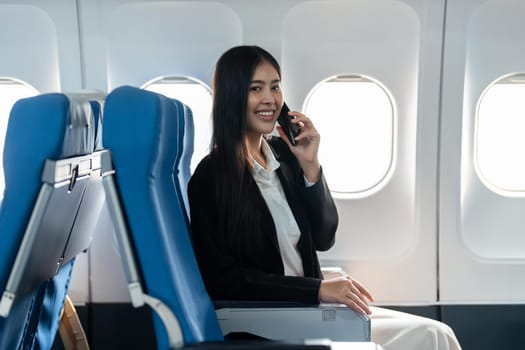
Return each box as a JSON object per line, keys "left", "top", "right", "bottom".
{"left": 188, "top": 156, "right": 322, "bottom": 304}
{"left": 301, "top": 167, "right": 338, "bottom": 251}
{"left": 271, "top": 137, "right": 339, "bottom": 252}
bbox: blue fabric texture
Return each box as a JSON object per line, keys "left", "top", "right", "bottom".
{"left": 103, "top": 86, "right": 223, "bottom": 348}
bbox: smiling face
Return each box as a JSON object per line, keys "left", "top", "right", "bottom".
{"left": 245, "top": 61, "right": 283, "bottom": 141}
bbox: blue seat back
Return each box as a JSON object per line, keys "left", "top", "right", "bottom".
{"left": 102, "top": 86, "right": 223, "bottom": 349}
{"left": 0, "top": 93, "right": 98, "bottom": 349}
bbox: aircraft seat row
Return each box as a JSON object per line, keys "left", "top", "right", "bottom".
{"left": 0, "top": 86, "right": 376, "bottom": 350}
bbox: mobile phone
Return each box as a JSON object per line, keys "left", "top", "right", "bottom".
{"left": 277, "top": 102, "right": 300, "bottom": 146}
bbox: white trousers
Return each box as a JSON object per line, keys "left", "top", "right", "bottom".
{"left": 370, "top": 307, "right": 462, "bottom": 350}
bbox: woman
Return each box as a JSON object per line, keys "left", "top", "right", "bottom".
{"left": 188, "top": 45, "right": 461, "bottom": 350}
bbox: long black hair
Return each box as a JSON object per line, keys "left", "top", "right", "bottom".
{"left": 211, "top": 45, "right": 281, "bottom": 256}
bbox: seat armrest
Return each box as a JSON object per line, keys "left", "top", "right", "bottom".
{"left": 215, "top": 301, "right": 371, "bottom": 342}
{"left": 180, "top": 340, "right": 381, "bottom": 350}
{"left": 214, "top": 301, "right": 317, "bottom": 309}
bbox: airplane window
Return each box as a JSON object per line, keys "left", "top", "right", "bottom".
{"left": 476, "top": 74, "right": 525, "bottom": 193}
{"left": 303, "top": 75, "right": 394, "bottom": 197}
{"left": 142, "top": 76, "right": 212, "bottom": 171}
{"left": 0, "top": 78, "right": 38, "bottom": 194}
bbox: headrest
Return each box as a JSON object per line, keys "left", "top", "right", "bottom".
{"left": 3, "top": 93, "right": 99, "bottom": 171}
{"left": 61, "top": 94, "right": 95, "bottom": 157}
{"left": 103, "top": 86, "right": 179, "bottom": 178}
{"left": 65, "top": 90, "right": 105, "bottom": 152}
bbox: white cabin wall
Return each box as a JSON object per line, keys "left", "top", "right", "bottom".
{"left": 440, "top": 0, "right": 525, "bottom": 303}
{"left": 0, "top": 0, "right": 82, "bottom": 92}
{"left": 79, "top": 0, "right": 306, "bottom": 91}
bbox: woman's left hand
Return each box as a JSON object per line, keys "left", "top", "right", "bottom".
{"left": 276, "top": 110, "right": 321, "bottom": 183}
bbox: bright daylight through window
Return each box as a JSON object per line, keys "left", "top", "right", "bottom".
{"left": 304, "top": 75, "right": 394, "bottom": 197}
{"left": 476, "top": 74, "right": 525, "bottom": 193}
{"left": 0, "top": 78, "right": 38, "bottom": 194}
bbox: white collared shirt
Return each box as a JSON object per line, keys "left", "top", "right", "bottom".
{"left": 252, "top": 139, "right": 304, "bottom": 277}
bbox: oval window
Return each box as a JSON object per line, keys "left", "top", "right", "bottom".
{"left": 476, "top": 74, "right": 525, "bottom": 193}
{"left": 303, "top": 75, "right": 395, "bottom": 197}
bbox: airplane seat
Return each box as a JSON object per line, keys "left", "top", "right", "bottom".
{"left": 102, "top": 86, "right": 223, "bottom": 349}
{"left": 100, "top": 86, "right": 378, "bottom": 350}
{"left": 0, "top": 93, "right": 106, "bottom": 349}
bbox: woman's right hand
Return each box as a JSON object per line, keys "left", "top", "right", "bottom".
{"left": 319, "top": 276, "right": 374, "bottom": 315}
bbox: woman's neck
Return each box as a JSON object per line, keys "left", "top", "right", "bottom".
{"left": 245, "top": 133, "right": 266, "bottom": 168}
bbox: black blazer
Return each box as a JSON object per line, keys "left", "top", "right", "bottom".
{"left": 188, "top": 137, "right": 339, "bottom": 304}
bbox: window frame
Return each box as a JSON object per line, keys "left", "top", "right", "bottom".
{"left": 302, "top": 74, "right": 396, "bottom": 199}
{"left": 474, "top": 73, "right": 525, "bottom": 196}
